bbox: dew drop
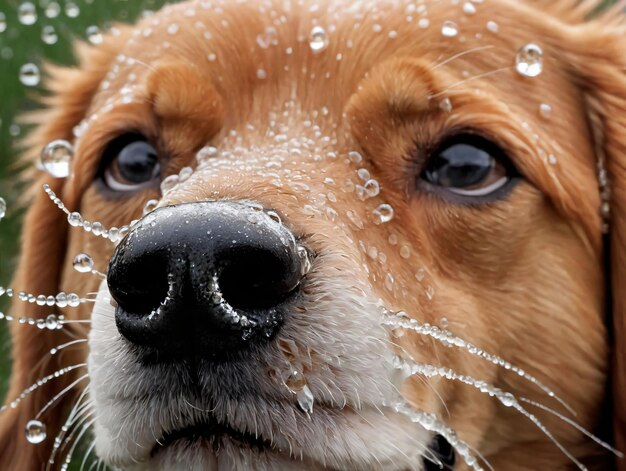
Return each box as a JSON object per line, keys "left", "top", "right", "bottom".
{"left": 463, "top": 2, "right": 477, "bottom": 14}
{"left": 441, "top": 21, "right": 459, "bottom": 38}
{"left": 25, "top": 420, "right": 46, "bottom": 444}
{"left": 439, "top": 97, "right": 453, "bottom": 113}
{"left": 297, "top": 385, "right": 314, "bottom": 414}
{"left": 18, "top": 2, "right": 37, "bottom": 26}
{"left": 309, "top": 26, "right": 329, "bottom": 53}
{"left": 256, "top": 68, "right": 267, "bottom": 80}
{"left": 41, "top": 25, "right": 59, "bottom": 45}
{"left": 41, "top": 140, "right": 73, "bottom": 178}
{"left": 67, "top": 212, "right": 83, "bottom": 228}
{"left": 143, "top": 199, "right": 159, "bottom": 215}
{"left": 373, "top": 204, "right": 394, "bottom": 224}
{"left": 486, "top": 20, "right": 499, "bottom": 33}
{"left": 285, "top": 370, "right": 306, "bottom": 392}
{"left": 515, "top": 43, "right": 544, "bottom": 78}
{"left": 539, "top": 103, "right": 552, "bottom": 119}
{"left": 19, "top": 63, "right": 41, "bottom": 87}
{"left": 45, "top": 314, "right": 59, "bottom": 330}
{"left": 0, "top": 197, "right": 6, "bottom": 220}
{"left": 72, "top": 253, "right": 94, "bottom": 273}
{"left": 86, "top": 25, "right": 103, "bottom": 45}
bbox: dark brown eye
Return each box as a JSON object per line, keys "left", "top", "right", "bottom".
{"left": 419, "top": 134, "right": 517, "bottom": 200}
{"left": 100, "top": 134, "right": 160, "bottom": 192}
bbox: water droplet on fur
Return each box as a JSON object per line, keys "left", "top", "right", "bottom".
{"left": 515, "top": 43, "right": 544, "bottom": 78}
{"left": 25, "top": 420, "right": 46, "bottom": 444}
{"left": 441, "top": 21, "right": 459, "bottom": 37}
{"left": 19, "top": 63, "right": 41, "bottom": 87}
{"left": 0, "top": 197, "right": 6, "bottom": 220}
{"left": 297, "top": 246, "right": 312, "bottom": 275}
{"left": 297, "top": 385, "right": 314, "bottom": 414}
{"left": 256, "top": 68, "right": 267, "bottom": 79}
{"left": 463, "top": 2, "right": 477, "bottom": 14}
{"left": 41, "top": 140, "right": 73, "bottom": 178}
{"left": 68, "top": 212, "right": 83, "bottom": 227}
{"left": 486, "top": 21, "right": 499, "bottom": 33}
{"left": 18, "top": 2, "right": 37, "bottom": 25}
{"left": 72, "top": 253, "right": 94, "bottom": 273}
{"left": 439, "top": 98, "right": 453, "bottom": 112}
{"left": 539, "top": 103, "right": 552, "bottom": 119}
{"left": 373, "top": 204, "right": 394, "bottom": 224}
{"left": 309, "top": 26, "right": 329, "bottom": 53}
{"left": 285, "top": 370, "right": 306, "bottom": 392}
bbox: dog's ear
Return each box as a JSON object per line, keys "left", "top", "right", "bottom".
{"left": 562, "top": 8, "right": 626, "bottom": 465}
{"left": 0, "top": 38, "right": 122, "bottom": 468}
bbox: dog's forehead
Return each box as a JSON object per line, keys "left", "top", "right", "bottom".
{"left": 94, "top": 0, "right": 569, "bottom": 118}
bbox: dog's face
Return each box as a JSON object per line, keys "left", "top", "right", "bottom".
{"left": 3, "top": 0, "right": 626, "bottom": 470}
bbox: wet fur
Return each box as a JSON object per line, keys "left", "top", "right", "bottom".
{"left": 1, "top": 0, "right": 626, "bottom": 469}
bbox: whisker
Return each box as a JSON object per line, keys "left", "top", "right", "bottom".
{"left": 520, "top": 398, "right": 623, "bottom": 457}
{"left": 0, "top": 364, "right": 87, "bottom": 413}
{"left": 47, "top": 392, "right": 93, "bottom": 471}
{"left": 431, "top": 45, "right": 497, "bottom": 70}
{"left": 80, "top": 440, "right": 98, "bottom": 471}
{"left": 390, "top": 399, "right": 486, "bottom": 471}
{"left": 0, "top": 286, "right": 86, "bottom": 309}
{"left": 61, "top": 416, "right": 97, "bottom": 471}
{"left": 428, "top": 66, "right": 514, "bottom": 99}
{"left": 393, "top": 356, "right": 591, "bottom": 470}
{"left": 43, "top": 184, "right": 133, "bottom": 243}
{"left": 35, "top": 373, "right": 90, "bottom": 420}
{"left": 382, "top": 310, "right": 576, "bottom": 415}
{"left": 50, "top": 338, "right": 89, "bottom": 356}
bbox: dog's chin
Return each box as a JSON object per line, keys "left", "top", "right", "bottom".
{"left": 144, "top": 437, "right": 320, "bottom": 471}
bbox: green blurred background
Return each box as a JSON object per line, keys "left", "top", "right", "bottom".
{"left": 0, "top": 0, "right": 619, "bottom": 466}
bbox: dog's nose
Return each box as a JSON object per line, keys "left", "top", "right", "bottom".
{"left": 107, "top": 201, "right": 307, "bottom": 359}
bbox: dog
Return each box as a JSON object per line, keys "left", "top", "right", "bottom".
{"left": 1, "top": 0, "right": 625, "bottom": 469}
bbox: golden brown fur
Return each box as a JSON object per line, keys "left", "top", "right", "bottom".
{"left": 2, "top": 0, "right": 626, "bottom": 469}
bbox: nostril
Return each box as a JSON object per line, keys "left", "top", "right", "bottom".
{"left": 218, "top": 247, "right": 302, "bottom": 311}
{"left": 107, "top": 245, "right": 170, "bottom": 317}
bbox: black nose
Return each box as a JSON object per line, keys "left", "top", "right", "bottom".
{"left": 107, "top": 201, "right": 308, "bottom": 359}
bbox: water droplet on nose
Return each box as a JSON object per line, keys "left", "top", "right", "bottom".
{"left": 309, "top": 26, "right": 329, "bottom": 53}
{"left": 267, "top": 211, "right": 281, "bottom": 224}
{"left": 18, "top": 2, "right": 37, "bottom": 25}
{"left": 72, "top": 253, "right": 94, "bottom": 273}
{"left": 19, "top": 63, "right": 41, "bottom": 87}
{"left": 0, "top": 197, "right": 6, "bottom": 220}
{"left": 41, "top": 140, "right": 73, "bottom": 178}
{"left": 25, "top": 420, "right": 46, "bottom": 444}
{"left": 143, "top": 199, "right": 159, "bottom": 215}
{"left": 441, "top": 21, "right": 459, "bottom": 37}
{"left": 515, "top": 43, "right": 543, "bottom": 78}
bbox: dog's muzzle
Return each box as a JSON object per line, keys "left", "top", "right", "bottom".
{"left": 107, "top": 201, "right": 306, "bottom": 361}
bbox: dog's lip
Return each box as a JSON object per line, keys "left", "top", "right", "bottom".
{"left": 151, "top": 419, "right": 272, "bottom": 457}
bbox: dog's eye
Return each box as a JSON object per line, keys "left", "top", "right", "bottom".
{"left": 419, "top": 134, "right": 517, "bottom": 200}
{"left": 101, "top": 134, "right": 160, "bottom": 192}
